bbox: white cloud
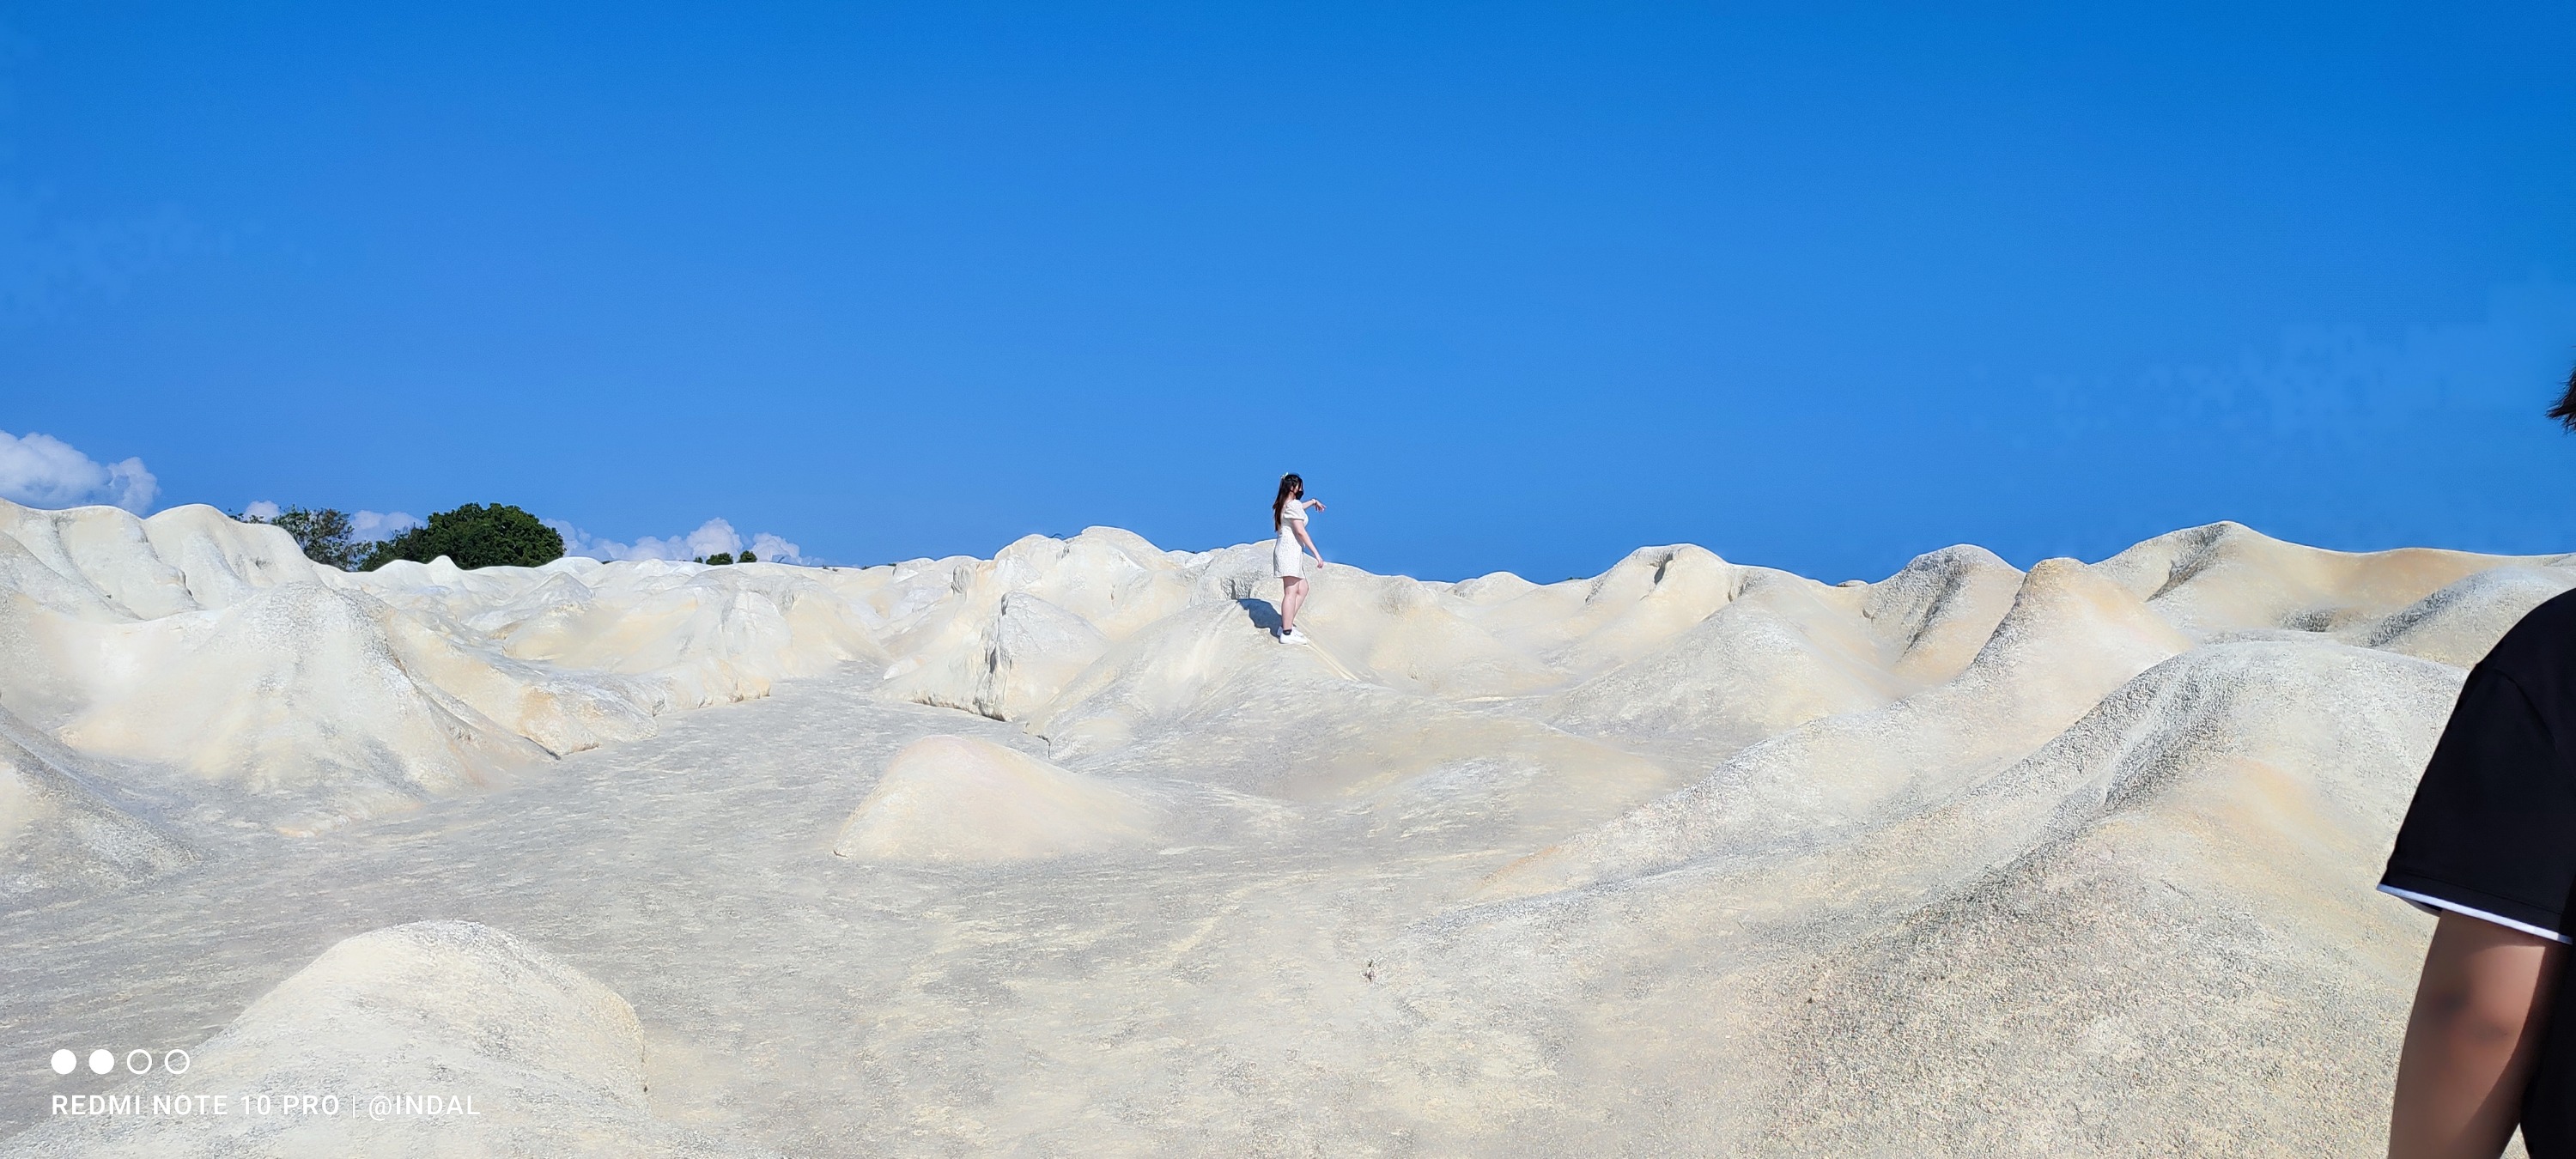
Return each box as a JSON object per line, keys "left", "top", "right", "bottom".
{"left": 0, "top": 430, "right": 157, "bottom": 513}
{"left": 238, "top": 503, "right": 419, "bottom": 542}
{"left": 546, "top": 517, "right": 811, "bottom": 564}
{"left": 350, "top": 510, "right": 421, "bottom": 542}
{"left": 748, "top": 532, "right": 805, "bottom": 564}
{"left": 673, "top": 518, "right": 744, "bottom": 560}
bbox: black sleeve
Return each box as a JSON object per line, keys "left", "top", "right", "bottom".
{"left": 2380, "top": 665, "right": 2576, "bottom": 942}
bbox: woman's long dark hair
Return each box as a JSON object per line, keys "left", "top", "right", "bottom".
{"left": 2552, "top": 361, "right": 2576, "bottom": 430}
{"left": 1273, "top": 473, "right": 1303, "bottom": 531}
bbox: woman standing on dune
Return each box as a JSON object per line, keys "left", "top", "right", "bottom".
{"left": 1272, "top": 473, "right": 1324, "bottom": 644}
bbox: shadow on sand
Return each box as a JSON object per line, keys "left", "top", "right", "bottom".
{"left": 1236, "top": 598, "right": 1284, "bottom": 633}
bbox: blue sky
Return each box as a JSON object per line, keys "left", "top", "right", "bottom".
{"left": 3, "top": 3, "right": 2572, "bottom": 580}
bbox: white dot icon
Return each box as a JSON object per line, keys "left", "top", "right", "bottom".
{"left": 50, "top": 1050, "right": 74, "bottom": 1076}
{"left": 87, "top": 1050, "right": 112, "bottom": 1076}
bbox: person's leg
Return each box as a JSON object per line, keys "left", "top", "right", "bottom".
{"left": 1281, "top": 577, "right": 1306, "bottom": 633}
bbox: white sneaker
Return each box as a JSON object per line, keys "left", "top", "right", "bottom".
{"left": 1280, "top": 628, "right": 1309, "bottom": 645}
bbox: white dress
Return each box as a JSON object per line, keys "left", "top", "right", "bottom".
{"left": 1273, "top": 501, "right": 1308, "bottom": 578}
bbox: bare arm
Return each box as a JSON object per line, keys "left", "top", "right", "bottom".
{"left": 2391, "top": 911, "right": 2562, "bottom": 1158}
{"left": 1292, "top": 519, "right": 1320, "bottom": 563}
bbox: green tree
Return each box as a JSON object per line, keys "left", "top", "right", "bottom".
{"left": 362, "top": 503, "right": 565, "bottom": 570}
{"left": 738, "top": 549, "right": 756, "bottom": 563}
{"left": 239, "top": 507, "right": 364, "bottom": 570}
{"left": 703, "top": 551, "right": 735, "bottom": 566}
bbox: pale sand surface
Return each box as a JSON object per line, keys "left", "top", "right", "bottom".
{"left": 8, "top": 498, "right": 2576, "bottom": 1154}
{"left": 6, "top": 669, "right": 1676, "bottom": 1155}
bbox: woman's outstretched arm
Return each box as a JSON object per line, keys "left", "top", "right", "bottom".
{"left": 2391, "top": 911, "right": 2562, "bottom": 1158}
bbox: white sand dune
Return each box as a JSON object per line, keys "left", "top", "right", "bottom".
{"left": 1752, "top": 640, "right": 2462, "bottom": 1150}
{"left": 53, "top": 583, "right": 552, "bottom": 833}
{"left": 1, "top": 921, "right": 772, "bottom": 1158}
{"left": 1481, "top": 557, "right": 2195, "bottom": 899}
{"left": 351, "top": 554, "right": 890, "bottom": 709}
{"left": 3, "top": 495, "right": 2567, "bottom": 1156}
{"left": 2348, "top": 563, "right": 2576, "bottom": 665}
{"left": 1534, "top": 546, "right": 2022, "bottom": 765}
{"left": 0, "top": 501, "right": 881, "bottom": 835}
{"left": 0, "top": 707, "right": 191, "bottom": 907}
{"left": 832, "top": 734, "right": 1166, "bottom": 863}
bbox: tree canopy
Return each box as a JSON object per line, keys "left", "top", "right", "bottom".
{"left": 240, "top": 506, "right": 364, "bottom": 570}
{"left": 362, "top": 503, "right": 564, "bottom": 570}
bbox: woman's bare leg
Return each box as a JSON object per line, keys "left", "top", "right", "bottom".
{"left": 1281, "top": 577, "right": 1307, "bottom": 633}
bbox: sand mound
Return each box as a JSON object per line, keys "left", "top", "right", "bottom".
{"left": 1540, "top": 573, "right": 1911, "bottom": 762}
{"left": 1289, "top": 567, "right": 1564, "bottom": 699}
{"left": 0, "top": 920, "right": 770, "bottom": 1158}
{"left": 866, "top": 530, "right": 1562, "bottom": 717}
{"left": 0, "top": 497, "right": 887, "bottom": 838}
{"left": 351, "top": 556, "right": 890, "bottom": 710}
{"left": 1753, "top": 640, "right": 2460, "bottom": 1150}
{"left": 1537, "top": 544, "right": 2023, "bottom": 763}
{"left": 1367, "top": 640, "right": 2463, "bottom": 1153}
{"left": 52, "top": 583, "right": 548, "bottom": 832}
{"left": 0, "top": 707, "right": 191, "bottom": 907}
{"left": 879, "top": 590, "right": 1109, "bottom": 721}
{"left": 1459, "top": 545, "right": 1735, "bottom": 664}
{"left": 1856, "top": 543, "right": 2026, "bottom": 682}
{"left": 12, "top": 495, "right": 2576, "bottom": 1155}
{"left": 2093, "top": 519, "right": 2549, "bottom": 639}
{"left": 374, "top": 608, "right": 659, "bottom": 757}
{"left": 1484, "top": 557, "right": 2191, "bottom": 898}
{"left": 866, "top": 531, "right": 1188, "bottom": 721}
{"left": 2348, "top": 564, "right": 2576, "bottom": 666}
{"left": 0, "top": 502, "right": 322, "bottom": 622}
{"left": 833, "top": 734, "right": 1165, "bottom": 863}
{"left": 1018, "top": 598, "right": 1359, "bottom": 762}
